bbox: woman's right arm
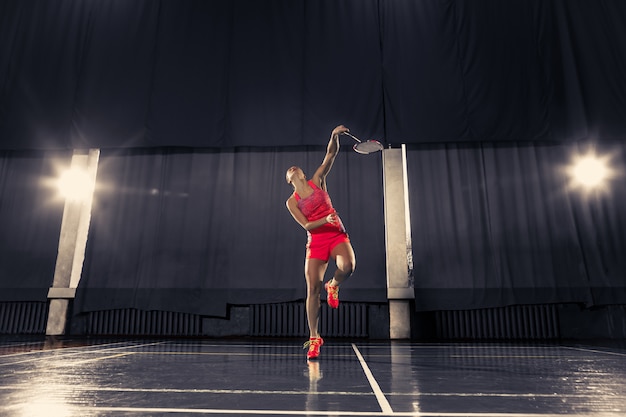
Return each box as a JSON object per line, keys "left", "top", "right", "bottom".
{"left": 311, "top": 125, "right": 349, "bottom": 190}
{"left": 286, "top": 197, "right": 337, "bottom": 231}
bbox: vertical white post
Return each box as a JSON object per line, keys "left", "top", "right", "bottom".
{"left": 382, "top": 146, "right": 414, "bottom": 339}
{"left": 46, "top": 149, "right": 99, "bottom": 336}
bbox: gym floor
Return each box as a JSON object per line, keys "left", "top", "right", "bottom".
{"left": 0, "top": 336, "right": 625, "bottom": 416}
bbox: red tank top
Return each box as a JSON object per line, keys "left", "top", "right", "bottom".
{"left": 294, "top": 181, "right": 346, "bottom": 234}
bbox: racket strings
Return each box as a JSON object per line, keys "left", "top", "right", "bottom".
{"left": 353, "top": 140, "right": 384, "bottom": 154}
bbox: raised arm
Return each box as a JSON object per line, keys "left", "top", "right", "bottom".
{"left": 312, "top": 125, "right": 349, "bottom": 190}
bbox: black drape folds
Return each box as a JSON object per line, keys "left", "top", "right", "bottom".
{"left": 2, "top": 0, "right": 626, "bottom": 318}
{"left": 75, "top": 147, "right": 386, "bottom": 316}
{"left": 0, "top": 151, "right": 68, "bottom": 301}
{"left": 2, "top": 0, "right": 626, "bottom": 150}
{"left": 0, "top": 0, "right": 384, "bottom": 149}
{"left": 407, "top": 141, "right": 626, "bottom": 311}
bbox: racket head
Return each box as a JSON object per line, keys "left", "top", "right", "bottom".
{"left": 353, "top": 140, "right": 384, "bottom": 154}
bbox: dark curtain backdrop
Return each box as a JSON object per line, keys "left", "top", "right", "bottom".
{"left": 2, "top": 0, "right": 626, "bottom": 316}
{"left": 75, "top": 146, "right": 386, "bottom": 316}
{"left": 2, "top": 0, "right": 626, "bottom": 150}
{"left": 0, "top": 150, "right": 68, "bottom": 301}
{"left": 407, "top": 141, "right": 626, "bottom": 311}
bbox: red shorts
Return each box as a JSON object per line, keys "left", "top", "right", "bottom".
{"left": 306, "top": 231, "right": 350, "bottom": 262}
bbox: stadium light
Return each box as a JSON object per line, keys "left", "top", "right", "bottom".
{"left": 572, "top": 154, "right": 608, "bottom": 187}
{"left": 57, "top": 167, "right": 95, "bottom": 201}
{"left": 566, "top": 149, "right": 617, "bottom": 194}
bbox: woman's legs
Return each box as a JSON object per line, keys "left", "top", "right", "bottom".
{"left": 304, "top": 257, "right": 328, "bottom": 338}
{"left": 303, "top": 241, "right": 355, "bottom": 337}
{"left": 328, "top": 241, "right": 356, "bottom": 286}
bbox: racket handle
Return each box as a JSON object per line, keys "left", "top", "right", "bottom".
{"left": 341, "top": 131, "right": 362, "bottom": 143}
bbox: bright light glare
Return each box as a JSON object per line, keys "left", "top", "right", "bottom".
{"left": 572, "top": 155, "right": 608, "bottom": 187}
{"left": 20, "top": 399, "right": 71, "bottom": 417}
{"left": 57, "top": 168, "right": 94, "bottom": 201}
{"left": 566, "top": 150, "right": 616, "bottom": 194}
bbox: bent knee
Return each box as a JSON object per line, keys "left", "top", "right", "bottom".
{"left": 339, "top": 261, "right": 356, "bottom": 277}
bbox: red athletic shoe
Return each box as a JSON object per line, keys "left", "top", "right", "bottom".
{"left": 325, "top": 281, "right": 339, "bottom": 309}
{"left": 304, "top": 337, "right": 324, "bottom": 359}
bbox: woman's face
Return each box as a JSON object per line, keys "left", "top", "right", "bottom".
{"left": 285, "top": 166, "right": 304, "bottom": 184}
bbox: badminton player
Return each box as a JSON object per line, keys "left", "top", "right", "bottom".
{"left": 285, "top": 124, "right": 356, "bottom": 359}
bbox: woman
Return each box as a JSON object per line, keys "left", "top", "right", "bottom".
{"left": 285, "top": 124, "right": 356, "bottom": 359}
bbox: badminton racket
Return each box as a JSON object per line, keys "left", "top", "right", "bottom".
{"left": 342, "top": 132, "right": 384, "bottom": 154}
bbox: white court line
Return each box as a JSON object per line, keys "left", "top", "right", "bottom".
{"left": 0, "top": 384, "right": 620, "bottom": 400}
{"left": 0, "top": 340, "right": 163, "bottom": 358}
{"left": 351, "top": 343, "right": 393, "bottom": 414}
{"left": 0, "top": 386, "right": 371, "bottom": 396}
{"left": 358, "top": 345, "right": 562, "bottom": 349}
{"left": 0, "top": 341, "right": 165, "bottom": 366}
{"left": 0, "top": 340, "right": 128, "bottom": 358}
{"left": 18, "top": 406, "right": 624, "bottom": 417}
{"left": 562, "top": 346, "right": 626, "bottom": 357}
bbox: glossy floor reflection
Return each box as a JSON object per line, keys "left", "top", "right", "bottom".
{"left": 0, "top": 337, "right": 625, "bottom": 416}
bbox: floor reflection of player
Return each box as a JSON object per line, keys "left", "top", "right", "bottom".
{"left": 304, "top": 360, "right": 322, "bottom": 414}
